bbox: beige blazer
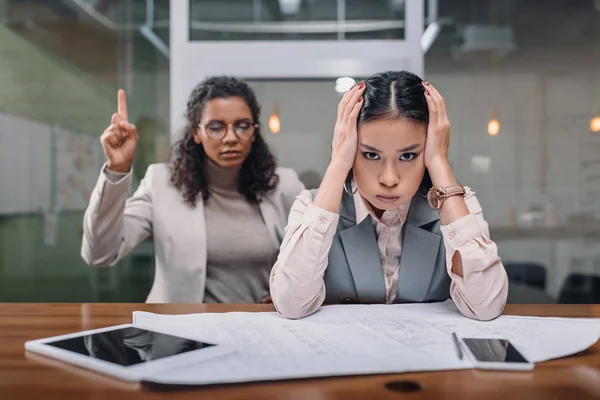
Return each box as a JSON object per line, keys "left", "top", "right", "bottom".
{"left": 81, "top": 163, "right": 305, "bottom": 303}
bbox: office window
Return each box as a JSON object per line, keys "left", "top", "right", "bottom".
{"left": 188, "top": 0, "right": 406, "bottom": 41}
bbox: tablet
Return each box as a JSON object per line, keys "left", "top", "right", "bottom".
{"left": 25, "top": 324, "right": 236, "bottom": 382}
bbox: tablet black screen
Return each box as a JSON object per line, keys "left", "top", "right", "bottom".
{"left": 46, "top": 327, "right": 214, "bottom": 367}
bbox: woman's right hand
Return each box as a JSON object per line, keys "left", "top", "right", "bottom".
{"left": 330, "top": 81, "right": 366, "bottom": 172}
{"left": 100, "top": 90, "right": 138, "bottom": 173}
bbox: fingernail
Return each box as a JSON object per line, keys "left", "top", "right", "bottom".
{"left": 358, "top": 81, "right": 365, "bottom": 89}
{"left": 423, "top": 81, "right": 430, "bottom": 86}
{"left": 358, "top": 96, "right": 363, "bottom": 102}
{"left": 425, "top": 90, "right": 430, "bottom": 95}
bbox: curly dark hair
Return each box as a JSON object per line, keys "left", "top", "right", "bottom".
{"left": 169, "top": 76, "right": 279, "bottom": 206}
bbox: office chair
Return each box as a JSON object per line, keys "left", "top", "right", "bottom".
{"left": 558, "top": 273, "right": 600, "bottom": 304}
{"left": 504, "top": 262, "right": 547, "bottom": 291}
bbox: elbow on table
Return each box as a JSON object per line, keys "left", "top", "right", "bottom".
{"left": 465, "top": 278, "right": 509, "bottom": 321}
{"left": 271, "top": 292, "right": 316, "bottom": 320}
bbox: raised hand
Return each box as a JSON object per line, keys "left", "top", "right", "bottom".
{"left": 100, "top": 89, "right": 139, "bottom": 173}
{"left": 422, "top": 81, "right": 451, "bottom": 169}
{"left": 331, "top": 81, "right": 366, "bottom": 172}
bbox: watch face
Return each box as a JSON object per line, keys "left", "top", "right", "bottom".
{"left": 427, "top": 189, "right": 440, "bottom": 209}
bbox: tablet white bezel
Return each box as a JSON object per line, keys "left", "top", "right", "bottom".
{"left": 460, "top": 337, "right": 534, "bottom": 372}
{"left": 25, "top": 323, "right": 236, "bottom": 382}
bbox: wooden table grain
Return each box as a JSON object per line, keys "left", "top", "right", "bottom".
{"left": 1, "top": 303, "right": 600, "bottom": 400}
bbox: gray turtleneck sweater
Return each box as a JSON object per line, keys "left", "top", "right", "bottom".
{"left": 201, "top": 160, "right": 276, "bottom": 303}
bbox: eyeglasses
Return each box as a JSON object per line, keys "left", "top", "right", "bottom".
{"left": 198, "top": 120, "right": 258, "bottom": 141}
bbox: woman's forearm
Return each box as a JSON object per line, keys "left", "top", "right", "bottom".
{"left": 313, "top": 162, "right": 350, "bottom": 214}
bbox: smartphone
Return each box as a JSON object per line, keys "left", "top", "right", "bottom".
{"left": 25, "top": 324, "right": 235, "bottom": 382}
{"left": 461, "top": 338, "right": 534, "bottom": 371}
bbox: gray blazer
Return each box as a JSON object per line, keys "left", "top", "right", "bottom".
{"left": 315, "top": 189, "right": 451, "bottom": 305}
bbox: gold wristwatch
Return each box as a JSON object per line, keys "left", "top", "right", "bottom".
{"left": 427, "top": 184, "right": 466, "bottom": 210}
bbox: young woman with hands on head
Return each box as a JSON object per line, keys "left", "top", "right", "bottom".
{"left": 82, "top": 77, "right": 304, "bottom": 304}
{"left": 269, "top": 70, "right": 508, "bottom": 320}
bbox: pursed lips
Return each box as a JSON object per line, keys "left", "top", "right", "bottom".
{"left": 376, "top": 194, "right": 400, "bottom": 203}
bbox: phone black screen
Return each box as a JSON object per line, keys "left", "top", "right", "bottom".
{"left": 462, "top": 338, "right": 529, "bottom": 363}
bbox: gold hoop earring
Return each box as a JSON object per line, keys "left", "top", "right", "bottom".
{"left": 344, "top": 181, "right": 358, "bottom": 195}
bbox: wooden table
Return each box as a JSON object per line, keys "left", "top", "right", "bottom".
{"left": 1, "top": 303, "right": 600, "bottom": 400}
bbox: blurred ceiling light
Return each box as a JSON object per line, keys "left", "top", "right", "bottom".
{"left": 269, "top": 104, "right": 281, "bottom": 134}
{"left": 488, "top": 112, "right": 500, "bottom": 136}
{"left": 591, "top": 115, "right": 600, "bottom": 133}
{"left": 335, "top": 77, "right": 356, "bottom": 93}
{"left": 279, "top": 0, "right": 301, "bottom": 15}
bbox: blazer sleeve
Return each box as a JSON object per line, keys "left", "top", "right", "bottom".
{"left": 81, "top": 164, "right": 154, "bottom": 267}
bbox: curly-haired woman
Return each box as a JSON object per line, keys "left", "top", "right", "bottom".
{"left": 81, "top": 76, "right": 304, "bottom": 303}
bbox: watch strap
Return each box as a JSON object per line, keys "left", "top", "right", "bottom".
{"left": 440, "top": 184, "right": 465, "bottom": 199}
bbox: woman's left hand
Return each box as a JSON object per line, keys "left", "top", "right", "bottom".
{"left": 422, "top": 81, "right": 451, "bottom": 169}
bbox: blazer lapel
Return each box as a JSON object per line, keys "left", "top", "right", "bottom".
{"left": 338, "top": 192, "right": 387, "bottom": 304}
{"left": 166, "top": 194, "right": 208, "bottom": 286}
{"left": 396, "top": 195, "right": 441, "bottom": 303}
{"left": 258, "top": 199, "right": 284, "bottom": 250}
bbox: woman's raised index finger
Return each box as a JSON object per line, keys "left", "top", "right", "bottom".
{"left": 118, "top": 89, "right": 128, "bottom": 122}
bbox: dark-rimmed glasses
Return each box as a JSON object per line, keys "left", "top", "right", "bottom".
{"left": 198, "top": 120, "right": 258, "bottom": 141}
